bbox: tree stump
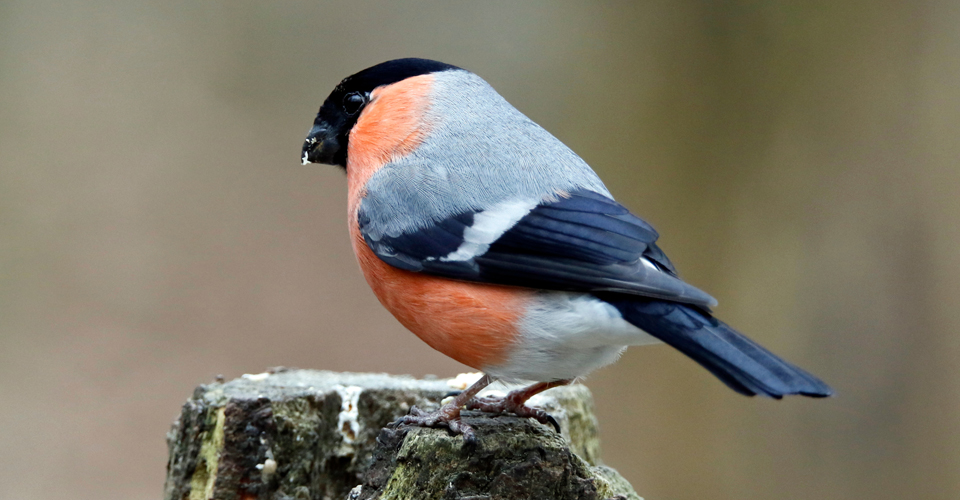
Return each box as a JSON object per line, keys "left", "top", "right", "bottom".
{"left": 164, "top": 369, "right": 641, "bottom": 500}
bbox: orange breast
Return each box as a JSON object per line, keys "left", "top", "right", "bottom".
{"left": 342, "top": 73, "right": 529, "bottom": 369}
{"left": 350, "top": 225, "right": 529, "bottom": 369}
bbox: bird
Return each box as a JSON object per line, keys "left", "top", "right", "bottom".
{"left": 301, "top": 58, "right": 832, "bottom": 440}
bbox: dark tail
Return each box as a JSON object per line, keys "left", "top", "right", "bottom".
{"left": 601, "top": 296, "right": 833, "bottom": 398}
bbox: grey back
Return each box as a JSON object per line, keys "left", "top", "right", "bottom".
{"left": 359, "top": 70, "right": 611, "bottom": 240}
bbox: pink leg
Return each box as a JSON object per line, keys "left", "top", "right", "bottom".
{"left": 466, "top": 379, "right": 572, "bottom": 432}
{"left": 389, "top": 374, "right": 493, "bottom": 443}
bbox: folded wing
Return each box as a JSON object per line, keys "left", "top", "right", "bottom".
{"left": 359, "top": 189, "right": 717, "bottom": 309}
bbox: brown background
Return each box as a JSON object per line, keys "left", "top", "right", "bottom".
{"left": 2, "top": 1, "right": 958, "bottom": 499}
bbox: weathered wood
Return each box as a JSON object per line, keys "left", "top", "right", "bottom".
{"left": 165, "top": 369, "right": 641, "bottom": 500}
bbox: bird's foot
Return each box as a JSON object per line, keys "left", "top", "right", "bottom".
{"left": 388, "top": 403, "right": 477, "bottom": 444}
{"left": 466, "top": 391, "right": 561, "bottom": 433}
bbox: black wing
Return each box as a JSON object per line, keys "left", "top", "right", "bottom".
{"left": 359, "top": 189, "right": 717, "bottom": 308}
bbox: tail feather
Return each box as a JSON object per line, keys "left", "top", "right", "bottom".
{"left": 602, "top": 296, "right": 833, "bottom": 398}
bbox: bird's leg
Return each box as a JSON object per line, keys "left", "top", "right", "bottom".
{"left": 466, "top": 379, "right": 572, "bottom": 432}
{"left": 389, "top": 374, "right": 493, "bottom": 443}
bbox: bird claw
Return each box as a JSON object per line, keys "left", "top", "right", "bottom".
{"left": 544, "top": 414, "right": 561, "bottom": 433}
{"left": 389, "top": 404, "right": 477, "bottom": 444}
{"left": 466, "top": 394, "right": 561, "bottom": 433}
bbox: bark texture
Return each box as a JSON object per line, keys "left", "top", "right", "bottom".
{"left": 164, "top": 369, "right": 640, "bottom": 500}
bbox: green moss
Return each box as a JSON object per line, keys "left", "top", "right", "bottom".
{"left": 167, "top": 371, "right": 638, "bottom": 500}
{"left": 367, "top": 419, "right": 639, "bottom": 500}
{"left": 189, "top": 407, "right": 225, "bottom": 500}
{"left": 270, "top": 397, "right": 325, "bottom": 489}
{"left": 590, "top": 464, "right": 644, "bottom": 500}
{"left": 379, "top": 429, "right": 463, "bottom": 500}
{"left": 549, "top": 386, "right": 602, "bottom": 466}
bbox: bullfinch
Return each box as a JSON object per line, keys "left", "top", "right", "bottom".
{"left": 301, "top": 58, "right": 832, "bottom": 439}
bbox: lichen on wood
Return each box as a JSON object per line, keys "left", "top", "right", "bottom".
{"left": 164, "top": 369, "right": 640, "bottom": 500}
{"left": 354, "top": 414, "right": 640, "bottom": 500}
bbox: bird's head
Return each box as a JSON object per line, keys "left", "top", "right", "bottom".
{"left": 301, "top": 58, "right": 460, "bottom": 169}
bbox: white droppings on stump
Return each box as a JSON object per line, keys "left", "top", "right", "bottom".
{"left": 335, "top": 385, "right": 364, "bottom": 452}
{"left": 241, "top": 372, "right": 270, "bottom": 381}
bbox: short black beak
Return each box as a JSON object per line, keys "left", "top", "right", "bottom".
{"left": 300, "top": 121, "right": 346, "bottom": 166}
{"left": 301, "top": 124, "right": 324, "bottom": 165}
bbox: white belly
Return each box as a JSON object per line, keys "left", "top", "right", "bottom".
{"left": 484, "top": 291, "right": 659, "bottom": 381}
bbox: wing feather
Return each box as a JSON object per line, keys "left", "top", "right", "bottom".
{"left": 359, "top": 189, "right": 716, "bottom": 308}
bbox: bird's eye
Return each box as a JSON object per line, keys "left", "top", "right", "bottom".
{"left": 342, "top": 92, "right": 366, "bottom": 115}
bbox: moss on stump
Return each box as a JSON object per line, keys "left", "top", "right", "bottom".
{"left": 164, "top": 369, "right": 640, "bottom": 500}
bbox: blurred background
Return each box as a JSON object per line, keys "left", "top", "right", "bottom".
{"left": 2, "top": 1, "right": 958, "bottom": 499}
